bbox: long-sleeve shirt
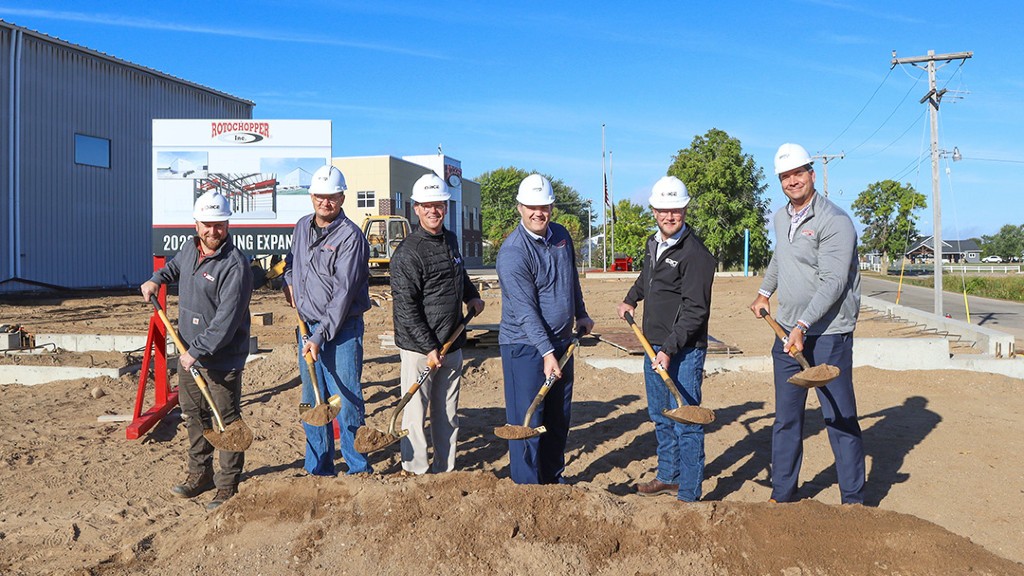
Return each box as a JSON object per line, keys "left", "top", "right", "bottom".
{"left": 759, "top": 192, "right": 861, "bottom": 334}
{"left": 149, "top": 235, "right": 253, "bottom": 371}
{"left": 496, "top": 222, "right": 588, "bottom": 356}
{"left": 283, "top": 211, "right": 372, "bottom": 347}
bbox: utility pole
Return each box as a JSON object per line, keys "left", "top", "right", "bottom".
{"left": 602, "top": 124, "right": 608, "bottom": 271}
{"left": 812, "top": 152, "right": 844, "bottom": 197}
{"left": 891, "top": 49, "right": 972, "bottom": 317}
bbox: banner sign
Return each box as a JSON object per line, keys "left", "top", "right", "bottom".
{"left": 151, "top": 119, "right": 331, "bottom": 256}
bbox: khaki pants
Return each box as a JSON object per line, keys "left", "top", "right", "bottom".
{"left": 398, "top": 348, "right": 463, "bottom": 475}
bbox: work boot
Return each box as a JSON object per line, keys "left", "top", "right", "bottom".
{"left": 169, "top": 469, "right": 214, "bottom": 499}
{"left": 206, "top": 486, "right": 237, "bottom": 511}
{"left": 636, "top": 479, "right": 679, "bottom": 497}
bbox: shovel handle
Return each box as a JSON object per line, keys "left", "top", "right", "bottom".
{"left": 623, "top": 312, "right": 687, "bottom": 408}
{"left": 385, "top": 307, "right": 479, "bottom": 435}
{"left": 519, "top": 329, "right": 585, "bottom": 427}
{"left": 295, "top": 312, "right": 325, "bottom": 407}
{"left": 149, "top": 295, "right": 227, "bottom": 432}
{"left": 758, "top": 309, "right": 811, "bottom": 370}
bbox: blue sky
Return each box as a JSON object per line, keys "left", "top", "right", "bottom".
{"left": 5, "top": 1, "right": 1023, "bottom": 242}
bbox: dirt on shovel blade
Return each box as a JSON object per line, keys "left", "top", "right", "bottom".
{"left": 789, "top": 364, "right": 841, "bottom": 388}
{"left": 354, "top": 426, "right": 398, "bottom": 453}
{"left": 493, "top": 425, "right": 538, "bottom": 440}
{"left": 203, "top": 420, "right": 253, "bottom": 452}
{"left": 665, "top": 405, "right": 716, "bottom": 425}
{"left": 300, "top": 405, "right": 336, "bottom": 427}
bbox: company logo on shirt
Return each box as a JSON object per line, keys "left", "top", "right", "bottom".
{"left": 322, "top": 244, "right": 336, "bottom": 252}
{"left": 801, "top": 229, "right": 815, "bottom": 237}
{"left": 556, "top": 239, "right": 567, "bottom": 248}
{"left": 202, "top": 272, "right": 216, "bottom": 282}
{"left": 665, "top": 258, "right": 679, "bottom": 268}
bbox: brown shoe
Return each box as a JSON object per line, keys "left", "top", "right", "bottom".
{"left": 636, "top": 479, "right": 679, "bottom": 497}
{"left": 206, "top": 487, "right": 237, "bottom": 511}
{"left": 170, "top": 469, "right": 214, "bottom": 499}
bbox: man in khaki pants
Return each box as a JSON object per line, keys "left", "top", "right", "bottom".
{"left": 390, "top": 173, "right": 484, "bottom": 474}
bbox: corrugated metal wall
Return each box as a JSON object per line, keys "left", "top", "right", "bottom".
{"left": 0, "top": 24, "right": 253, "bottom": 292}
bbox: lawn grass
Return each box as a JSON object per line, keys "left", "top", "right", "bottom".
{"left": 887, "top": 273, "right": 1024, "bottom": 302}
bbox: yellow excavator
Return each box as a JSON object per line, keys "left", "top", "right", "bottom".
{"left": 250, "top": 215, "right": 412, "bottom": 287}
{"left": 362, "top": 215, "right": 411, "bottom": 278}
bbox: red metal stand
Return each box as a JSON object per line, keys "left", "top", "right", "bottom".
{"left": 126, "top": 256, "right": 180, "bottom": 440}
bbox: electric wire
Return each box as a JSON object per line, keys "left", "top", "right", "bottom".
{"left": 844, "top": 71, "right": 923, "bottom": 156}
{"left": 820, "top": 67, "right": 894, "bottom": 153}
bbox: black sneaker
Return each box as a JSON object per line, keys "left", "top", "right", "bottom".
{"left": 206, "top": 487, "right": 237, "bottom": 511}
{"left": 170, "top": 469, "right": 214, "bottom": 499}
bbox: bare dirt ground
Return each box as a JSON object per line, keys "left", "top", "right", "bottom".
{"left": 1, "top": 275, "right": 1022, "bottom": 575}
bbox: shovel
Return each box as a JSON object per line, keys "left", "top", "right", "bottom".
{"left": 149, "top": 295, "right": 253, "bottom": 452}
{"left": 353, "top": 308, "right": 478, "bottom": 453}
{"left": 624, "top": 311, "right": 715, "bottom": 425}
{"left": 758, "top": 309, "right": 840, "bottom": 388}
{"left": 296, "top": 311, "right": 343, "bottom": 426}
{"left": 494, "top": 328, "right": 585, "bottom": 440}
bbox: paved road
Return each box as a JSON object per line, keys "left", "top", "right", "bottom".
{"left": 860, "top": 275, "right": 1024, "bottom": 344}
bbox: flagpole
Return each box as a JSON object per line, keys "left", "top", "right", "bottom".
{"left": 602, "top": 124, "right": 608, "bottom": 271}
{"left": 610, "top": 149, "right": 615, "bottom": 268}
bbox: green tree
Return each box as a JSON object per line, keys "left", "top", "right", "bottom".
{"left": 981, "top": 224, "right": 1024, "bottom": 260}
{"left": 852, "top": 179, "right": 927, "bottom": 273}
{"left": 611, "top": 199, "right": 655, "bottom": 264}
{"left": 667, "top": 128, "right": 771, "bottom": 271}
{"left": 476, "top": 167, "right": 591, "bottom": 264}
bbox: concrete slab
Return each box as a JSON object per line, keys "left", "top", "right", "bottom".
{"left": 584, "top": 337, "right": 1024, "bottom": 379}
{"left": 861, "top": 295, "right": 1015, "bottom": 356}
{"left": 1, "top": 365, "right": 134, "bottom": 386}
{"left": 36, "top": 333, "right": 157, "bottom": 353}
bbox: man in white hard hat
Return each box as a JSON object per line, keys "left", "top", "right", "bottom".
{"left": 390, "top": 173, "right": 485, "bottom": 475}
{"left": 141, "top": 190, "right": 253, "bottom": 510}
{"left": 749, "top": 143, "right": 865, "bottom": 505}
{"left": 283, "top": 164, "right": 373, "bottom": 476}
{"left": 496, "top": 173, "right": 595, "bottom": 484}
{"left": 617, "top": 175, "right": 716, "bottom": 502}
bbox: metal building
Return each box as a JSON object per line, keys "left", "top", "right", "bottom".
{"left": 0, "top": 20, "right": 253, "bottom": 292}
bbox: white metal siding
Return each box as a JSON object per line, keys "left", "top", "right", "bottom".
{"left": 0, "top": 23, "right": 253, "bottom": 292}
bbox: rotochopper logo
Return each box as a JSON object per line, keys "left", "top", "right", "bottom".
{"left": 210, "top": 121, "right": 271, "bottom": 144}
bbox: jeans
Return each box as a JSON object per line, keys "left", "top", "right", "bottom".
{"left": 297, "top": 316, "right": 371, "bottom": 476}
{"left": 643, "top": 345, "right": 706, "bottom": 502}
{"left": 771, "top": 332, "right": 864, "bottom": 504}
{"left": 501, "top": 342, "right": 574, "bottom": 485}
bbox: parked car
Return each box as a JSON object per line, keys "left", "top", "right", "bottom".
{"left": 981, "top": 255, "right": 1003, "bottom": 263}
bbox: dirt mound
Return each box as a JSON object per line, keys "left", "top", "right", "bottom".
{"left": 89, "top": 472, "right": 1021, "bottom": 575}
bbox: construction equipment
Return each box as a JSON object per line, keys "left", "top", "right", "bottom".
{"left": 362, "top": 215, "right": 411, "bottom": 278}
{"left": 494, "top": 328, "right": 585, "bottom": 440}
{"left": 353, "top": 308, "right": 476, "bottom": 453}
{"left": 758, "top": 309, "right": 840, "bottom": 388}
{"left": 149, "top": 296, "right": 253, "bottom": 452}
{"left": 296, "top": 311, "right": 343, "bottom": 426}
{"left": 624, "top": 312, "right": 716, "bottom": 425}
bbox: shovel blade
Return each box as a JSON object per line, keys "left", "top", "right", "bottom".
{"left": 494, "top": 424, "right": 546, "bottom": 440}
{"left": 787, "top": 364, "right": 840, "bottom": 389}
{"left": 353, "top": 425, "right": 406, "bottom": 453}
{"left": 203, "top": 419, "right": 253, "bottom": 452}
{"left": 300, "top": 404, "right": 336, "bottom": 427}
{"left": 663, "top": 406, "right": 716, "bottom": 426}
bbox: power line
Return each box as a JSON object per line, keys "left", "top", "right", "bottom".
{"left": 844, "top": 71, "right": 924, "bottom": 155}
{"left": 820, "top": 67, "right": 894, "bottom": 153}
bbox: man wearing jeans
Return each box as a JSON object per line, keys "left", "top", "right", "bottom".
{"left": 618, "top": 176, "right": 716, "bottom": 502}
{"left": 749, "top": 143, "right": 865, "bottom": 505}
{"left": 283, "top": 164, "right": 372, "bottom": 476}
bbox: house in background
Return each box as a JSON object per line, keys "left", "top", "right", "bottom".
{"left": 905, "top": 236, "right": 981, "bottom": 264}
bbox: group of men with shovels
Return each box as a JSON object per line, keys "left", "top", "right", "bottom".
{"left": 143, "top": 141, "right": 865, "bottom": 510}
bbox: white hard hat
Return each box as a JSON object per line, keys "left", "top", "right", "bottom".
{"left": 193, "top": 190, "right": 231, "bottom": 222}
{"left": 774, "top": 143, "right": 813, "bottom": 175}
{"left": 309, "top": 165, "right": 347, "bottom": 195}
{"left": 411, "top": 173, "right": 451, "bottom": 203}
{"left": 516, "top": 173, "right": 555, "bottom": 205}
{"left": 648, "top": 176, "right": 691, "bottom": 209}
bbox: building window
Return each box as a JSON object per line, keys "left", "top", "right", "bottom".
{"left": 75, "top": 134, "right": 110, "bottom": 168}
{"left": 357, "top": 191, "right": 376, "bottom": 208}
{"left": 395, "top": 191, "right": 402, "bottom": 208}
